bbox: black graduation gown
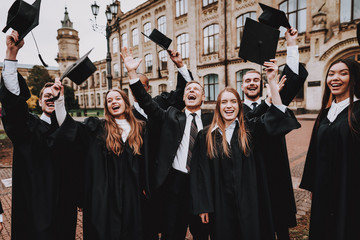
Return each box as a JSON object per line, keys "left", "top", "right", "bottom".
{"left": 0, "top": 74, "right": 80, "bottom": 240}
{"left": 300, "top": 101, "right": 360, "bottom": 240}
{"left": 244, "top": 102, "right": 298, "bottom": 230}
{"left": 191, "top": 106, "right": 300, "bottom": 240}
{"left": 78, "top": 117, "right": 149, "bottom": 240}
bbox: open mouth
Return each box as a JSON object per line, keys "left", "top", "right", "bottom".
{"left": 47, "top": 102, "right": 54, "bottom": 107}
{"left": 188, "top": 94, "right": 197, "bottom": 101}
{"left": 112, "top": 105, "right": 120, "bottom": 110}
{"left": 224, "top": 110, "right": 234, "bottom": 114}
{"left": 248, "top": 87, "right": 257, "bottom": 91}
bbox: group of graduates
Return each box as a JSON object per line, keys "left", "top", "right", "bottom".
{"left": 1, "top": 20, "right": 360, "bottom": 240}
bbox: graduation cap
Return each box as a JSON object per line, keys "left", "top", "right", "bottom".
{"left": 60, "top": 49, "right": 96, "bottom": 84}
{"left": 3, "top": 0, "right": 41, "bottom": 45}
{"left": 258, "top": 3, "right": 291, "bottom": 29}
{"left": 357, "top": 22, "right": 360, "bottom": 47}
{"left": 46, "top": 49, "right": 96, "bottom": 102}
{"left": 238, "top": 18, "right": 280, "bottom": 65}
{"left": 141, "top": 28, "right": 172, "bottom": 50}
{"left": 3, "top": 0, "right": 48, "bottom": 67}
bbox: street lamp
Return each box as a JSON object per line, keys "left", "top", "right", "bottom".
{"left": 90, "top": 1, "right": 121, "bottom": 90}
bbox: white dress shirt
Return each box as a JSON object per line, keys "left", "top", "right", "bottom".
{"left": 244, "top": 98, "right": 287, "bottom": 113}
{"left": 2, "top": 60, "right": 67, "bottom": 126}
{"left": 212, "top": 119, "right": 239, "bottom": 144}
{"left": 286, "top": 46, "right": 299, "bottom": 75}
{"left": 327, "top": 96, "right": 360, "bottom": 123}
{"left": 115, "top": 119, "right": 131, "bottom": 142}
{"left": 130, "top": 64, "right": 192, "bottom": 120}
{"left": 0, "top": 214, "right": 3, "bottom": 223}
{"left": 172, "top": 109, "right": 203, "bottom": 173}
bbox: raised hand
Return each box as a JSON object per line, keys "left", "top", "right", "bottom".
{"left": 266, "top": 74, "right": 287, "bottom": 103}
{"left": 51, "top": 78, "right": 64, "bottom": 98}
{"left": 285, "top": 27, "right": 298, "bottom": 47}
{"left": 120, "top": 47, "right": 142, "bottom": 77}
{"left": 264, "top": 59, "right": 282, "bottom": 105}
{"left": 199, "top": 213, "right": 209, "bottom": 224}
{"left": 264, "top": 59, "right": 279, "bottom": 83}
{"left": 6, "top": 31, "right": 24, "bottom": 60}
{"left": 167, "top": 49, "right": 184, "bottom": 68}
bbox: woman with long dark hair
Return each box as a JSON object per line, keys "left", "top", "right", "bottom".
{"left": 77, "top": 89, "right": 149, "bottom": 240}
{"left": 190, "top": 61, "right": 300, "bottom": 240}
{"left": 300, "top": 59, "right": 360, "bottom": 239}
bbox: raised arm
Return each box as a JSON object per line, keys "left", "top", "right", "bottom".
{"left": 121, "top": 47, "right": 166, "bottom": 121}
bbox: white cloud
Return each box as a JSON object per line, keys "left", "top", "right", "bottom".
{"left": 0, "top": 0, "right": 147, "bottom": 67}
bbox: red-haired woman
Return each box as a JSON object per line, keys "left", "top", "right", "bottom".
{"left": 190, "top": 61, "right": 300, "bottom": 240}
{"left": 300, "top": 59, "right": 360, "bottom": 239}
{"left": 77, "top": 89, "right": 149, "bottom": 240}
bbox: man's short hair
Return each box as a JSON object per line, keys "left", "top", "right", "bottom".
{"left": 244, "top": 70, "right": 261, "bottom": 78}
{"left": 185, "top": 80, "right": 204, "bottom": 94}
{"left": 39, "top": 82, "right": 54, "bottom": 99}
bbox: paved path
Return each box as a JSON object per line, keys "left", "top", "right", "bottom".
{"left": 0, "top": 117, "right": 316, "bottom": 239}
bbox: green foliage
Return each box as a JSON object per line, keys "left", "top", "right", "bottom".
{"left": 27, "top": 65, "right": 53, "bottom": 97}
{"left": 64, "top": 85, "right": 80, "bottom": 110}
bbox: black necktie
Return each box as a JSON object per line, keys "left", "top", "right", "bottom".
{"left": 251, "top": 102, "right": 258, "bottom": 110}
{"left": 186, "top": 113, "right": 198, "bottom": 172}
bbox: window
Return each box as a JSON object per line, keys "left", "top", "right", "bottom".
{"left": 148, "top": 86, "right": 153, "bottom": 97}
{"left": 344, "top": 52, "right": 360, "bottom": 63}
{"left": 203, "top": 24, "right": 219, "bottom": 54}
{"left": 113, "top": 63, "right": 119, "bottom": 77}
{"left": 112, "top": 37, "right": 119, "bottom": 53}
{"left": 159, "top": 84, "right": 167, "bottom": 94}
{"left": 123, "top": 88, "right": 129, "bottom": 96}
{"left": 85, "top": 95, "right": 89, "bottom": 106}
{"left": 144, "top": 22, "right": 151, "bottom": 42}
{"left": 158, "top": 16, "right": 166, "bottom": 34}
{"left": 204, "top": 74, "right": 219, "bottom": 101}
{"left": 132, "top": 28, "right": 139, "bottom": 46}
{"left": 176, "top": 0, "right": 188, "bottom": 17}
{"left": 91, "top": 94, "right": 94, "bottom": 106}
{"left": 95, "top": 73, "right": 100, "bottom": 86}
{"left": 121, "top": 33, "right": 128, "bottom": 48}
{"left": 236, "top": 12, "right": 256, "bottom": 47}
{"left": 145, "top": 54, "right": 153, "bottom": 73}
{"left": 203, "top": 0, "right": 217, "bottom": 7}
{"left": 122, "top": 62, "right": 128, "bottom": 77}
{"left": 97, "top": 93, "right": 101, "bottom": 106}
{"left": 177, "top": 33, "right": 189, "bottom": 59}
{"left": 340, "top": 0, "right": 360, "bottom": 23}
{"left": 159, "top": 50, "right": 168, "bottom": 70}
{"left": 279, "top": 0, "right": 306, "bottom": 36}
{"left": 236, "top": 69, "right": 254, "bottom": 100}
{"left": 89, "top": 76, "right": 94, "bottom": 88}
{"left": 102, "top": 71, "right": 106, "bottom": 86}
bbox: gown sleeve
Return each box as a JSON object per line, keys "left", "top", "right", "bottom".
{"left": 190, "top": 130, "right": 214, "bottom": 215}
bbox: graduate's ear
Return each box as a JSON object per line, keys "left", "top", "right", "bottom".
{"left": 38, "top": 98, "right": 42, "bottom": 108}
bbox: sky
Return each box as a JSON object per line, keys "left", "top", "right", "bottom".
{"left": 0, "top": 0, "right": 147, "bottom": 67}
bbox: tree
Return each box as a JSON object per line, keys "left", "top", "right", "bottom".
{"left": 26, "top": 87, "right": 39, "bottom": 111}
{"left": 27, "top": 65, "right": 53, "bottom": 97}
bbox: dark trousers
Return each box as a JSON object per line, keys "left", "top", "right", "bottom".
{"left": 275, "top": 227, "right": 290, "bottom": 240}
{"left": 142, "top": 188, "right": 164, "bottom": 240}
{"left": 161, "top": 168, "right": 209, "bottom": 240}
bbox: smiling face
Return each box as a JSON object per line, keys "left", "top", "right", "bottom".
{"left": 219, "top": 91, "right": 240, "bottom": 127}
{"left": 38, "top": 87, "right": 55, "bottom": 117}
{"left": 106, "top": 90, "right": 126, "bottom": 119}
{"left": 183, "top": 82, "right": 205, "bottom": 112}
{"left": 242, "top": 72, "right": 262, "bottom": 101}
{"left": 326, "top": 62, "right": 350, "bottom": 103}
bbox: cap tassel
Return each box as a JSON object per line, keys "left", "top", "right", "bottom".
{"left": 31, "top": 31, "right": 48, "bottom": 67}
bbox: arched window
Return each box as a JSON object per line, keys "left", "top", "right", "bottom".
{"left": 177, "top": 33, "right": 189, "bottom": 59}
{"left": 175, "top": 0, "right": 188, "bottom": 17}
{"left": 113, "top": 63, "right": 119, "bottom": 77}
{"left": 121, "top": 33, "right": 128, "bottom": 48}
{"left": 159, "top": 50, "right": 168, "bottom": 70}
{"left": 145, "top": 54, "right": 153, "bottom": 73}
{"left": 96, "top": 73, "right": 100, "bottom": 86}
{"left": 343, "top": 52, "right": 360, "bottom": 63}
{"left": 89, "top": 75, "right": 95, "bottom": 88}
{"left": 236, "top": 69, "right": 254, "bottom": 100}
{"left": 159, "top": 84, "right": 167, "bottom": 94}
{"left": 157, "top": 16, "right": 166, "bottom": 34}
{"left": 102, "top": 71, "right": 106, "bottom": 86}
{"left": 236, "top": 12, "right": 256, "bottom": 47}
{"left": 122, "top": 62, "right": 128, "bottom": 77}
{"left": 203, "top": 0, "right": 217, "bottom": 7}
{"left": 203, "top": 24, "right": 219, "bottom": 54}
{"left": 97, "top": 93, "right": 101, "bottom": 106}
{"left": 91, "top": 94, "right": 94, "bottom": 106}
{"left": 143, "top": 22, "right": 151, "bottom": 42}
{"left": 279, "top": 0, "right": 306, "bottom": 36}
{"left": 132, "top": 28, "right": 139, "bottom": 46}
{"left": 204, "top": 74, "right": 219, "bottom": 102}
{"left": 341, "top": 0, "right": 360, "bottom": 23}
{"left": 123, "top": 88, "right": 129, "bottom": 96}
{"left": 112, "top": 37, "right": 119, "bottom": 53}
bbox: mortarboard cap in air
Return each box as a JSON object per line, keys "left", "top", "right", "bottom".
{"left": 258, "top": 3, "right": 291, "bottom": 29}
{"left": 142, "top": 28, "right": 172, "bottom": 50}
{"left": 3, "top": 0, "right": 41, "bottom": 45}
{"left": 60, "top": 49, "right": 96, "bottom": 85}
{"left": 238, "top": 18, "right": 280, "bottom": 65}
